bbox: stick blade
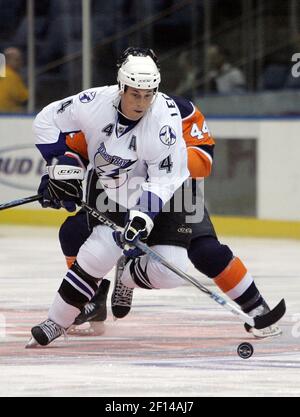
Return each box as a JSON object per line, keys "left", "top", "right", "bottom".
{"left": 254, "top": 299, "right": 286, "bottom": 330}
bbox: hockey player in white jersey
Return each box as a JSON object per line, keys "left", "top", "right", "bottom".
{"left": 27, "top": 48, "right": 198, "bottom": 347}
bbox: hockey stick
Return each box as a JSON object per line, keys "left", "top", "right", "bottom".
{"left": 80, "top": 201, "right": 286, "bottom": 330}
{"left": 0, "top": 194, "right": 42, "bottom": 211}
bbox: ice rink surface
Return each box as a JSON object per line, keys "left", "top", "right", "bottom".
{"left": 0, "top": 225, "right": 299, "bottom": 397}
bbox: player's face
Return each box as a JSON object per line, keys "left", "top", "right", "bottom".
{"left": 121, "top": 87, "right": 154, "bottom": 120}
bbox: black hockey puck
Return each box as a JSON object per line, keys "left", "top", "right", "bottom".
{"left": 237, "top": 342, "right": 254, "bottom": 359}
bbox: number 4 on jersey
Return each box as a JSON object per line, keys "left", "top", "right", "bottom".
{"left": 190, "top": 121, "right": 210, "bottom": 140}
{"left": 159, "top": 155, "right": 173, "bottom": 173}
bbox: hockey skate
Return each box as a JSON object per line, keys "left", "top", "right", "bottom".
{"left": 68, "top": 279, "right": 110, "bottom": 336}
{"left": 244, "top": 301, "right": 282, "bottom": 338}
{"left": 26, "top": 319, "right": 67, "bottom": 348}
{"left": 111, "top": 256, "right": 134, "bottom": 319}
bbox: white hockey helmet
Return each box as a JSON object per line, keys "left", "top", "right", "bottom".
{"left": 117, "top": 47, "right": 161, "bottom": 93}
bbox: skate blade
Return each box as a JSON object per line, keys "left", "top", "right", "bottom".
{"left": 25, "top": 336, "right": 40, "bottom": 349}
{"left": 68, "top": 321, "right": 105, "bottom": 336}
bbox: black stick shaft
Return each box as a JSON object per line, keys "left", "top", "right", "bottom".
{"left": 0, "top": 194, "right": 42, "bottom": 211}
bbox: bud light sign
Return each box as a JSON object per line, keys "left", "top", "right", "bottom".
{"left": 0, "top": 145, "right": 46, "bottom": 191}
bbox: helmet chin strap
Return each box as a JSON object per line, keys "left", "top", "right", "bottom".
{"left": 151, "top": 90, "right": 158, "bottom": 104}
{"left": 113, "top": 103, "right": 137, "bottom": 121}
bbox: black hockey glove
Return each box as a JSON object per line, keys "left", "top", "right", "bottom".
{"left": 38, "top": 174, "right": 62, "bottom": 210}
{"left": 38, "top": 175, "right": 82, "bottom": 212}
{"left": 113, "top": 210, "right": 154, "bottom": 258}
{"left": 48, "top": 178, "right": 83, "bottom": 211}
{"left": 38, "top": 154, "right": 85, "bottom": 212}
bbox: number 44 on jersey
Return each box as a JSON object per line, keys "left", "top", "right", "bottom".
{"left": 190, "top": 121, "right": 210, "bottom": 140}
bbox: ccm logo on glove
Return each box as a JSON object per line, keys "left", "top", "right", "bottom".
{"left": 48, "top": 162, "right": 85, "bottom": 181}
{"left": 55, "top": 168, "right": 83, "bottom": 177}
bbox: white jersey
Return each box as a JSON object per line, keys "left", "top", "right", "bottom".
{"left": 34, "top": 85, "right": 189, "bottom": 210}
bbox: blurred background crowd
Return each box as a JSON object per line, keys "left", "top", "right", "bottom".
{"left": 0, "top": 0, "right": 299, "bottom": 115}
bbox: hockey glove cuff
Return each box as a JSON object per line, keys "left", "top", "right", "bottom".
{"left": 47, "top": 153, "right": 86, "bottom": 182}
{"left": 124, "top": 210, "right": 154, "bottom": 243}
{"left": 113, "top": 210, "right": 154, "bottom": 258}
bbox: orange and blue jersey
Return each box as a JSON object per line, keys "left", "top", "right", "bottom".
{"left": 171, "top": 95, "right": 215, "bottom": 178}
